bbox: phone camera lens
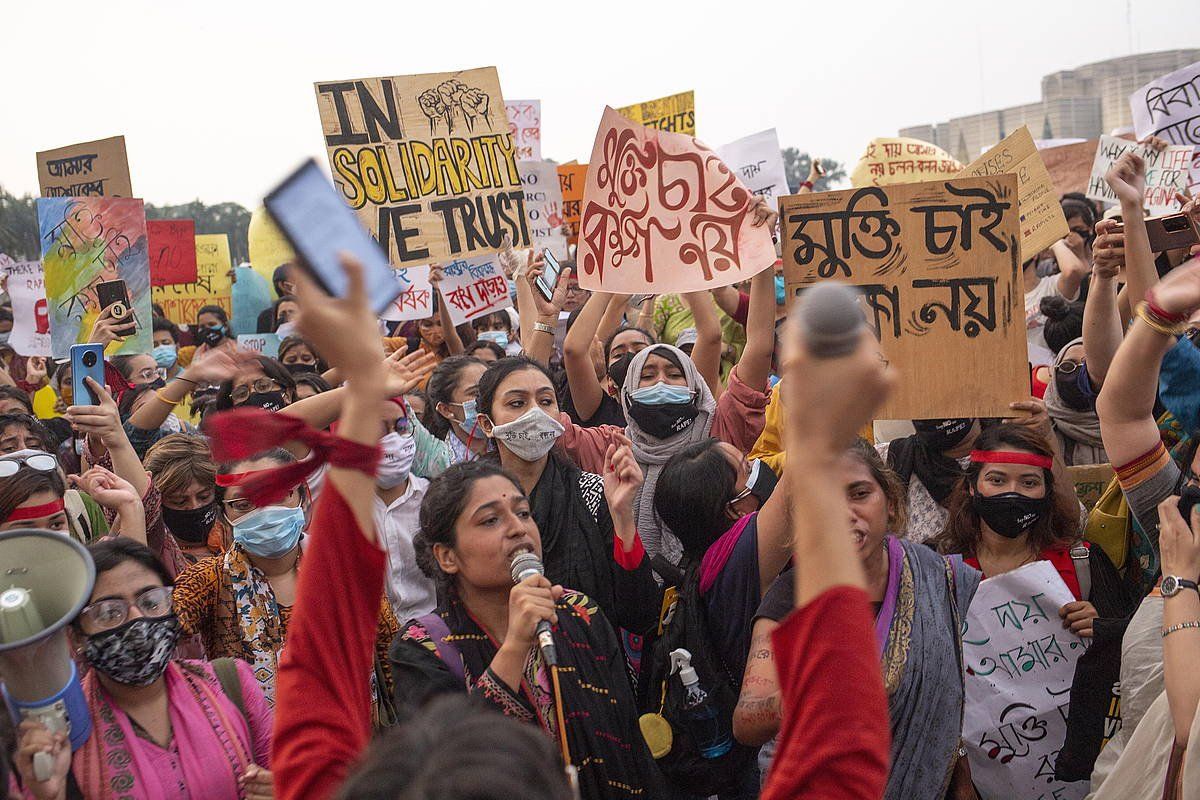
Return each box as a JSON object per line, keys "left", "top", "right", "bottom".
{"left": 82, "top": 352, "right": 97, "bottom": 367}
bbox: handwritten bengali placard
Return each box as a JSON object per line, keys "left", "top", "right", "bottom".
{"left": 1130, "top": 59, "right": 1200, "bottom": 193}
{"left": 780, "top": 175, "right": 1025, "bottom": 419}
{"left": 314, "top": 67, "right": 529, "bottom": 266}
{"left": 505, "top": 99, "right": 541, "bottom": 161}
{"left": 147, "top": 219, "right": 198, "bottom": 287}
{"left": 1086, "top": 135, "right": 1191, "bottom": 213}
{"left": 37, "top": 197, "right": 153, "bottom": 357}
{"left": 437, "top": 255, "right": 511, "bottom": 326}
{"left": 956, "top": 126, "right": 1069, "bottom": 261}
{"left": 36, "top": 136, "right": 133, "bottom": 198}
{"left": 577, "top": 106, "right": 775, "bottom": 294}
{"left": 616, "top": 90, "right": 695, "bottom": 135}
{"left": 1066, "top": 462, "right": 1115, "bottom": 512}
{"left": 3, "top": 260, "right": 52, "bottom": 357}
{"left": 716, "top": 129, "right": 790, "bottom": 212}
{"left": 152, "top": 234, "right": 232, "bottom": 326}
{"left": 380, "top": 266, "right": 434, "bottom": 322}
{"left": 518, "top": 160, "right": 568, "bottom": 257}
{"left": 962, "top": 561, "right": 1088, "bottom": 800}
{"left": 850, "top": 137, "right": 962, "bottom": 188}
{"left": 557, "top": 163, "right": 588, "bottom": 246}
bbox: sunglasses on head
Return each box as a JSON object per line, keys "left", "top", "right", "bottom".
{"left": 0, "top": 452, "right": 58, "bottom": 478}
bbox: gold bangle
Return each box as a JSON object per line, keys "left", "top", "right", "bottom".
{"left": 1135, "top": 301, "right": 1184, "bottom": 338}
{"left": 154, "top": 389, "right": 177, "bottom": 406}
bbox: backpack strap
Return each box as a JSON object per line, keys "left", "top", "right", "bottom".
{"left": 1070, "top": 544, "right": 1092, "bottom": 602}
{"left": 650, "top": 554, "right": 685, "bottom": 588}
{"left": 212, "top": 657, "right": 247, "bottom": 728}
{"left": 419, "top": 613, "right": 465, "bottom": 684}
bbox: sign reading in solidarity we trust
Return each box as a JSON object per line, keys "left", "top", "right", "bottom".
{"left": 314, "top": 67, "right": 530, "bottom": 266}
{"left": 780, "top": 175, "right": 1026, "bottom": 420}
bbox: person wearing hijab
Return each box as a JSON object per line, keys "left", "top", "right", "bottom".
{"left": 1044, "top": 337, "right": 1106, "bottom": 466}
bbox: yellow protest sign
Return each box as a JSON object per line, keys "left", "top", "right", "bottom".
{"left": 152, "top": 234, "right": 232, "bottom": 326}
{"left": 247, "top": 206, "right": 295, "bottom": 296}
{"left": 616, "top": 91, "right": 695, "bottom": 136}
{"left": 850, "top": 137, "right": 961, "bottom": 188}
{"left": 956, "top": 126, "right": 1069, "bottom": 261}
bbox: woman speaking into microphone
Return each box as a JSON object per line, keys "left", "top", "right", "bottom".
{"left": 389, "top": 457, "right": 666, "bottom": 800}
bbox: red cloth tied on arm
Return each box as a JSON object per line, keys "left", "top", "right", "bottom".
{"left": 203, "top": 408, "right": 380, "bottom": 506}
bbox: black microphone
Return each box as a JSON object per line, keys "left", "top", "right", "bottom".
{"left": 792, "top": 282, "right": 866, "bottom": 358}
{"left": 509, "top": 550, "right": 558, "bottom": 667}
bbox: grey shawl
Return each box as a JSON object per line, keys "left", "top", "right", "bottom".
{"left": 1045, "top": 337, "right": 1107, "bottom": 466}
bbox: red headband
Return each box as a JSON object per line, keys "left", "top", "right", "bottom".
{"left": 4, "top": 497, "right": 65, "bottom": 522}
{"left": 215, "top": 471, "right": 248, "bottom": 488}
{"left": 970, "top": 450, "right": 1053, "bottom": 470}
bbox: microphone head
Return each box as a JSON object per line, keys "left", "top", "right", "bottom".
{"left": 509, "top": 549, "right": 543, "bottom": 585}
{"left": 793, "top": 282, "right": 865, "bottom": 358}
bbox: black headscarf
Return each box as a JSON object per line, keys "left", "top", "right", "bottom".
{"left": 886, "top": 419, "right": 973, "bottom": 506}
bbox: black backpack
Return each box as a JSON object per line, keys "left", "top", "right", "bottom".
{"left": 638, "top": 557, "right": 757, "bottom": 796}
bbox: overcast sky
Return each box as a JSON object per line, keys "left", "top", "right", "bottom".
{"left": 3, "top": 0, "right": 1198, "bottom": 209}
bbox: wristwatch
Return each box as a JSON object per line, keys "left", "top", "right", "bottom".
{"left": 1161, "top": 575, "right": 1200, "bottom": 597}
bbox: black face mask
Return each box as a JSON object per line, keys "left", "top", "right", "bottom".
{"left": 197, "top": 326, "right": 225, "bottom": 348}
{"left": 284, "top": 362, "right": 317, "bottom": 375}
{"left": 162, "top": 500, "right": 219, "bottom": 544}
{"left": 136, "top": 377, "right": 167, "bottom": 391}
{"left": 971, "top": 491, "right": 1050, "bottom": 538}
{"left": 1055, "top": 364, "right": 1093, "bottom": 412}
{"left": 241, "top": 391, "right": 288, "bottom": 412}
{"left": 745, "top": 459, "right": 779, "bottom": 506}
{"left": 913, "top": 418, "right": 974, "bottom": 453}
{"left": 626, "top": 399, "right": 699, "bottom": 440}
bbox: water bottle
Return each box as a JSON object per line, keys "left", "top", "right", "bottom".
{"left": 669, "top": 648, "right": 732, "bottom": 759}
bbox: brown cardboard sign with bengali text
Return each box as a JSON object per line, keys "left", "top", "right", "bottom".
{"left": 314, "top": 67, "right": 528, "bottom": 265}
{"left": 780, "top": 175, "right": 1026, "bottom": 419}
{"left": 36, "top": 136, "right": 133, "bottom": 198}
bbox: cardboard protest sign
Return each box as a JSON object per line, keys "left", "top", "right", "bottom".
{"left": 780, "top": 175, "right": 1025, "bottom": 419}
{"left": 1086, "top": 135, "right": 1191, "bottom": 212}
{"left": 577, "top": 107, "right": 775, "bottom": 294}
{"left": 1130, "top": 60, "right": 1200, "bottom": 192}
{"left": 962, "top": 561, "right": 1089, "bottom": 800}
{"left": 437, "top": 255, "right": 512, "bottom": 326}
{"left": 1040, "top": 139, "right": 1099, "bottom": 196}
{"left": 518, "top": 160, "right": 568, "bottom": 257}
{"left": 147, "top": 220, "right": 197, "bottom": 287}
{"left": 955, "top": 126, "right": 1069, "bottom": 261}
{"left": 380, "top": 266, "right": 435, "bottom": 322}
{"left": 505, "top": 99, "right": 541, "bottom": 161}
{"left": 247, "top": 207, "right": 296, "bottom": 296}
{"left": 1067, "top": 462, "right": 1115, "bottom": 512}
{"left": 237, "top": 333, "right": 281, "bottom": 359}
{"left": 850, "top": 137, "right": 961, "bottom": 188}
{"left": 616, "top": 91, "right": 695, "bottom": 135}
{"left": 716, "top": 129, "right": 790, "bottom": 212}
{"left": 557, "top": 163, "right": 588, "bottom": 245}
{"left": 314, "top": 67, "right": 529, "bottom": 266}
{"left": 37, "top": 198, "right": 152, "bottom": 357}
{"left": 3, "top": 260, "right": 52, "bottom": 357}
{"left": 36, "top": 136, "right": 133, "bottom": 198}
{"left": 152, "top": 234, "right": 232, "bottom": 326}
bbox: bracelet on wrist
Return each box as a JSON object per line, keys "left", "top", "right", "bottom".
{"left": 1144, "top": 290, "right": 1190, "bottom": 324}
{"left": 175, "top": 375, "right": 198, "bottom": 386}
{"left": 800, "top": 180, "right": 814, "bottom": 190}
{"left": 1162, "top": 620, "right": 1200, "bottom": 638}
{"left": 1135, "top": 301, "right": 1186, "bottom": 338}
{"left": 534, "top": 321, "right": 555, "bottom": 335}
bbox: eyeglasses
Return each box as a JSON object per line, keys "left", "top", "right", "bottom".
{"left": 231, "top": 378, "right": 281, "bottom": 404}
{"left": 221, "top": 486, "right": 301, "bottom": 517}
{"left": 0, "top": 452, "right": 58, "bottom": 477}
{"left": 728, "top": 485, "right": 754, "bottom": 506}
{"left": 1058, "top": 359, "right": 1084, "bottom": 376}
{"left": 79, "top": 586, "right": 174, "bottom": 632}
{"left": 130, "top": 366, "right": 159, "bottom": 383}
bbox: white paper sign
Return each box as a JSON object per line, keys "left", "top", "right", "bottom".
{"left": 4, "top": 260, "right": 52, "bottom": 357}
{"left": 962, "top": 561, "right": 1088, "bottom": 800}
{"left": 716, "top": 129, "right": 791, "bottom": 211}
{"left": 505, "top": 99, "right": 542, "bottom": 161}
{"left": 437, "top": 254, "right": 512, "bottom": 326}
{"left": 237, "top": 333, "right": 280, "bottom": 359}
{"left": 380, "top": 266, "right": 434, "bottom": 322}
{"left": 518, "top": 160, "right": 569, "bottom": 257}
{"left": 1129, "top": 62, "right": 1200, "bottom": 195}
{"left": 1085, "top": 135, "right": 1191, "bottom": 213}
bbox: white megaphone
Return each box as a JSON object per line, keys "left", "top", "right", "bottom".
{"left": 0, "top": 528, "right": 96, "bottom": 780}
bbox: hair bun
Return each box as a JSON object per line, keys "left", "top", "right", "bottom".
{"left": 1040, "top": 295, "right": 1069, "bottom": 321}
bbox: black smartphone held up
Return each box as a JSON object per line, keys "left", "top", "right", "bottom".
{"left": 263, "top": 159, "right": 401, "bottom": 315}
{"left": 536, "top": 249, "right": 564, "bottom": 303}
{"left": 95, "top": 279, "right": 136, "bottom": 336}
{"left": 1146, "top": 212, "right": 1200, "bottom": 253}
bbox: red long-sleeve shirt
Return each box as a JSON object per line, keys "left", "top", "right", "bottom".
{"left": 761, "top": 586, "right": 891, "bottom": 800}
{"left": 272, "top": 485, "right": 384, "bottom": 800}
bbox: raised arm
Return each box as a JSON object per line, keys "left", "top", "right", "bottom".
{"left": 66, "top": 379, "right": 149, "bottom": 498}
{"left": 735, "top": 267, "right": 777, "bottom": 392}
{"left": 520, "top": 251, "right": 570, "bottom": 367}
{"left": 681, "top": 290, "right": 723, "bottom": 397}
{"left": 1082, "top": 218, "right": 1125, "bottom": 389}
{"left": 430, "top": 266, "right": 465, "bottom": 356}
{"left": 1051, "top": 239, "right": 1087, "bottom": 301}
{"left": 1157, "top": 497, "right": 1200, "bottom": 746}
{"left": 1106, "top": 152, "right": 1158, "bottom": 312}
{"left": 563, "top": 290, "right": 611, "bottom": 422}
{"left": 126, "top": 350, "right": 243, "bottom": 432}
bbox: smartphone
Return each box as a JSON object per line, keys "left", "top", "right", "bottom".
{"left": 264, "top": 159, "right": 401, "bottom": 315}
{"left": 95, "top": 279, "right": 136, "bottom": 336}
{"left": 813, "top": 160, "right": 826, "bottom": 178}
{"left": 69, "top": 343, "right": 105, "bottom": 406}
{"left": 1179, "top": 485, "right": 1200, "bottom": 522}
{"left": 1146, "top": 212, "right": 1200, "bottom": 253}
{"left": 536, "top": 249, "right": 563, "bottom": 303}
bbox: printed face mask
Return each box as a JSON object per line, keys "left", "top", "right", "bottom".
{"left": 232, "top": 504, "right": 305, "bottom": 558}
{"left": 152, "top": 344, "right": 178, "bottom": 369}
{"left": 197, "top": 325, "right": 226, "bottom": 348}
{"left": 488, "top": 408, "right": 564, "bottom": 462}
{"left": 84, "top": 615, "right": 182, "bottom": 686}
{"left": 242, "top": 391, "right": 288, "bottom": 412}
{"left": 913, "top": 418, "right": 974, "bottom": 452}
{"left": 971, "top": 491, "right": 1050, "bottom": 538}
{"left": 376, "top": 432, "right": 416, "bottom": 489}
{"left": 162, "top": 500, "right": 219, "bottom": 544}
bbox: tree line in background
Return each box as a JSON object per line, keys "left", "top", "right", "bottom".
{"left": 0, "top": 150, "right": 842, "bottom": 264}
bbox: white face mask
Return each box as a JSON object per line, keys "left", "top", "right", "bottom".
{"left": 488, "top": 408, "right": 564, "bottom": 462}
{"left": 376, "top": 432, "right": 416, "bottom": 489}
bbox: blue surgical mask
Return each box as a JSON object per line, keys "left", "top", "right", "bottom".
{"left": 453, "top": 399, "right": 479, "bottom": 434}
{"left": 630, "top": 381, "right": 694, "bottom": 406}
{"left": 152, "top": 344, "right": 178, "bottom": 369}
{"left": 232, "top": 504, "right": 304, "bottom": 558}
{"left": 774, "top": 274, "right": 786, "bottom": 305}
{"left": 0, "top": 332, "right": 10, "bottom": 346}
{"left": 478, "top": 330, "right": 509, "bottom": 349}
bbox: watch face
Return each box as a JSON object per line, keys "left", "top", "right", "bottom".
{"left": 1164, "top": 576, "right": 1180, "bottom": 596}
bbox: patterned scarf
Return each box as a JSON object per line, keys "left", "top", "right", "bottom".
{"left": 224, "top": 543, "right": 285, "bottom": 706}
